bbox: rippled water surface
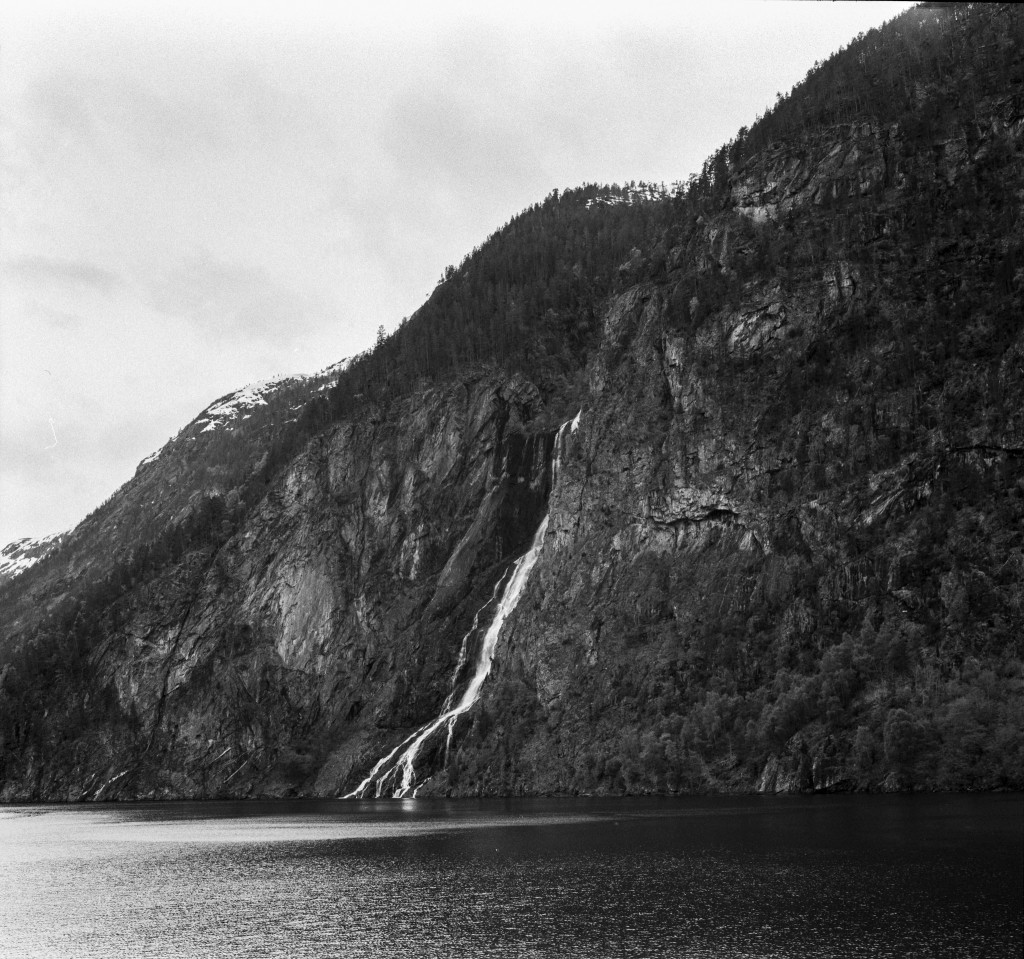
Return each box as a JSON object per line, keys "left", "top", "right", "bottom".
{"left": 1, "top": 794, "right": 1020, "bottom": 957}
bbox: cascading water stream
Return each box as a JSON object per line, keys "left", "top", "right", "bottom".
{"left": 342, "top": 570, "right": 513, "bottom": 799}
{"left": 345, "top": 413, "right": 580, "bottom": 799}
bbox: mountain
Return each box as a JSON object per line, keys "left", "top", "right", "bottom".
{"left": 1, "top": 2, "right": 1022, "bottom": 801}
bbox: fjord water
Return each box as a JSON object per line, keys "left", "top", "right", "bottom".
{"left": 1, "top": 796, "right": 1020, "bottom": 958}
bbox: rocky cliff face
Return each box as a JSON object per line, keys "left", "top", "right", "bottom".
{"left": 1, "top": 374, "right": 565, "bottom": 800}
{"left": 452, "top": 61, "right": 1024, "bottom": 795}
{"left": 2, "top": 2, "right": 1022, "bottom": 800}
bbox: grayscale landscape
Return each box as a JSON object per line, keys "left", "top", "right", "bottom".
{"left": 1, "top": 2, "right": 1021, "bottom": 956}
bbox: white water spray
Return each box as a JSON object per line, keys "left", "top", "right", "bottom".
{"left": 346, "top": 414, "right": 579, "bottom": 799}
{"left": 343, "top": 569, "right": 513, "bottom": 799}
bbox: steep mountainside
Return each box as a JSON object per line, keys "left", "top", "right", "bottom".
{"left": 1, "top": 3, "right": 1022, "bottom": 801}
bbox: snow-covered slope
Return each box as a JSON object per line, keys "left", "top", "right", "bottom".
{"left": 585, "top": 183, "right": 669, "bottom": 209}
{"left": 0, "top": 533, "right": 65, "bottom": 583}
{"left": 136, "top": 360, "right": 353, "bottom": 473}
{"left": 193, "top": 375, "right": 306, "bottom": 435}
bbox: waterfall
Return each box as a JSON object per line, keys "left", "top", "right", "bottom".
{"left": 345, "top": 413, "right": 579, "bottom": 799}
{"left": 342, "top": 569, "right": 514, "bottom": 800}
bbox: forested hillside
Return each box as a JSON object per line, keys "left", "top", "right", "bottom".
{"left": 1, "top": 2, "right": 1021, "bottom": 800}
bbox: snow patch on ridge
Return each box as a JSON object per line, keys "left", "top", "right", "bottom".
{"left": 192, "top": 356, "right": 357, "bottom": 435}
{"left": 585, "top": 183, "right": 668, "bottom": 209}
{"left": 194, "top": 375, "right": 305, "bottom": 434}
{"left": 134, "top": 355, "right": 355, "bottom": 472}
{"left": 0, "top": 532, "right": 65, "bottom": 581}
{"left": 314, "top": 355, "right": 358, "bottom": 380}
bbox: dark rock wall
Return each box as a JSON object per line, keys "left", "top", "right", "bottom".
{"left": 438, "top": 105, "right": 1024, "bottom": 796}
{"left": 1, "top": 376, "right": 558, "bottom": 800}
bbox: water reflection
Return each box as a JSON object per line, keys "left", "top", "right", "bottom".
{"left": 1, "top": 795, "right": 1020, "bottom": 958}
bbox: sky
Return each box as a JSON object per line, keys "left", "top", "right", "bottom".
{"left": 0, "top": 0, "right": 916, "bottom": 546}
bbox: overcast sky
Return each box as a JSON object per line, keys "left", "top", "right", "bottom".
{"left": 0, "top": 0, "right": 915, "bottom": 545}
